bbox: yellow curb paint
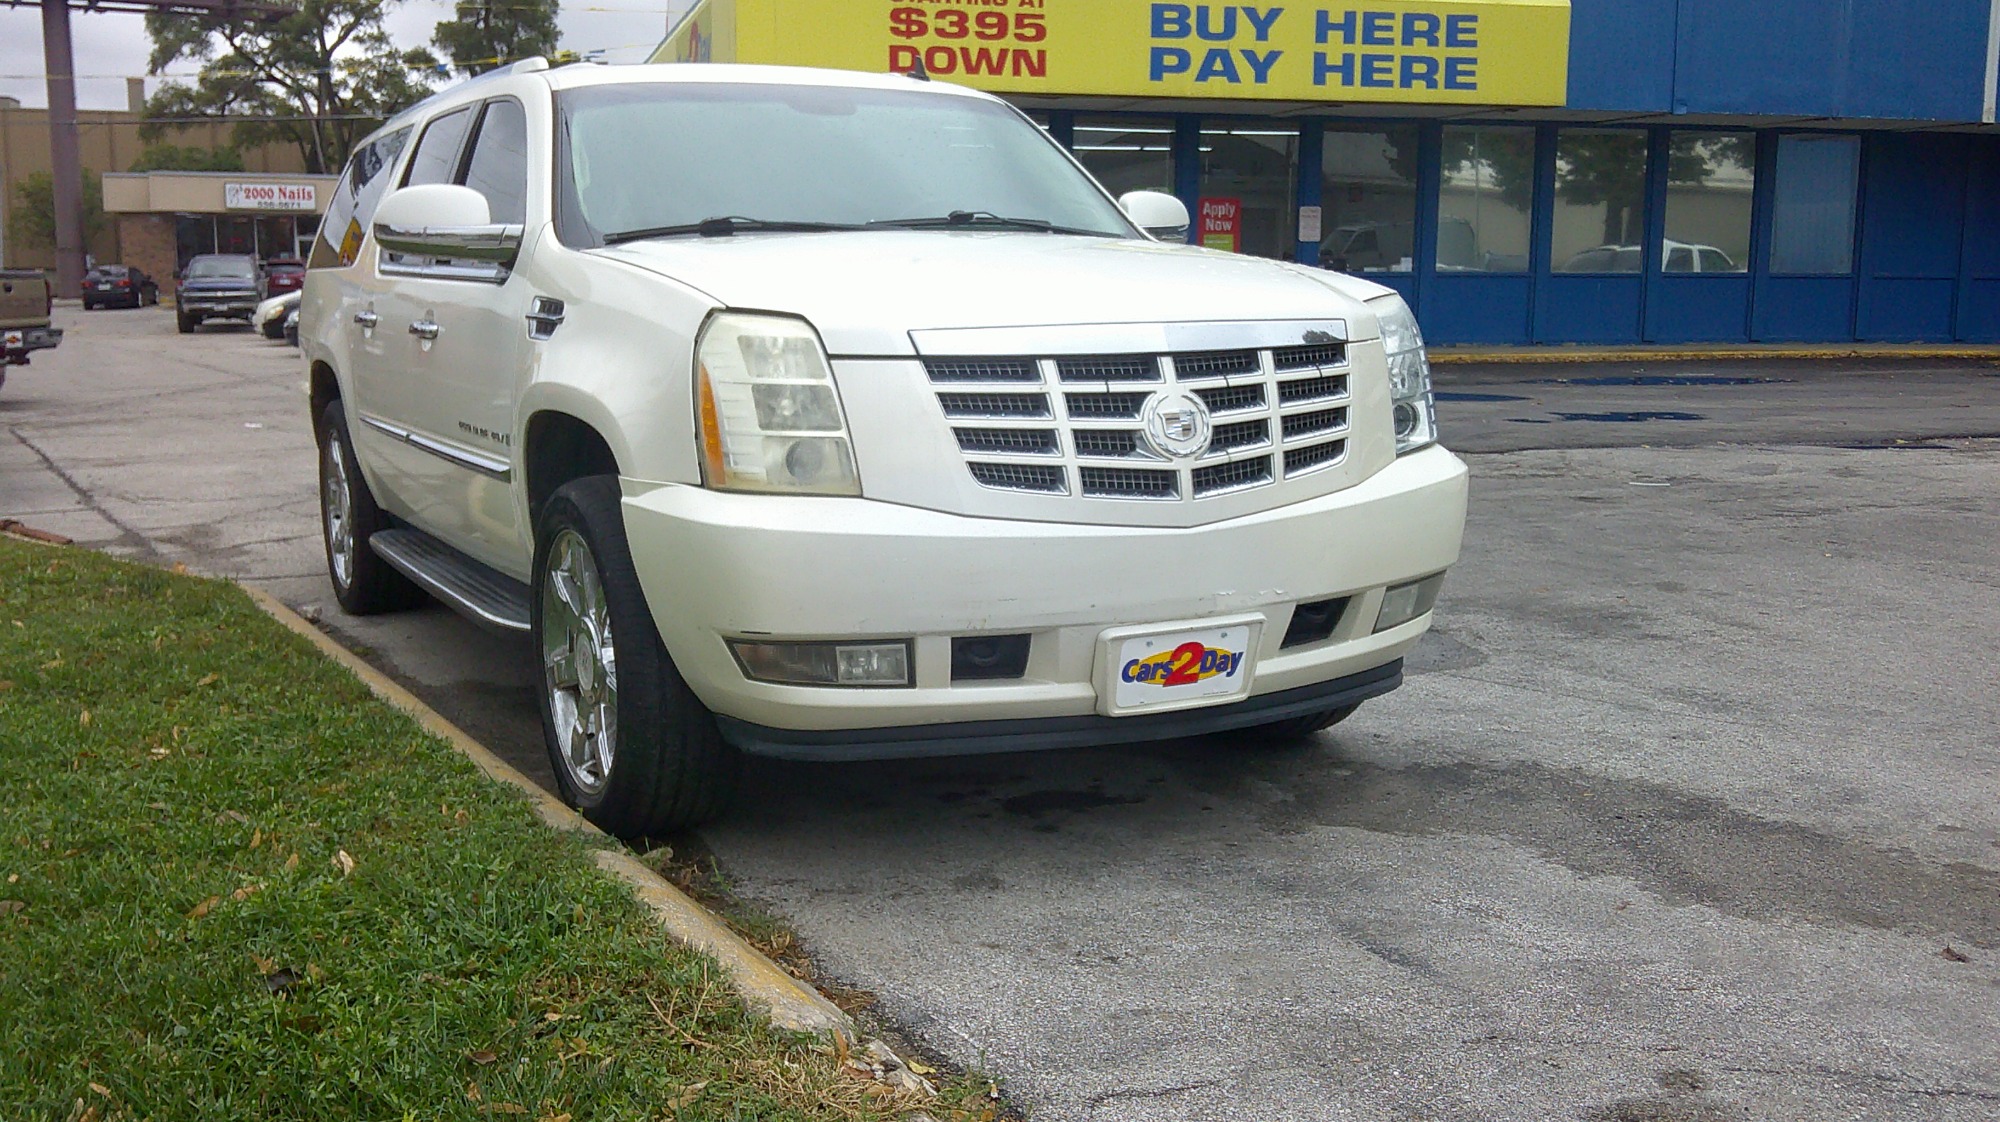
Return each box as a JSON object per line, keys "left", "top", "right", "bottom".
{"left": 240, "top": 584, "right": 855, "bottom": 1040}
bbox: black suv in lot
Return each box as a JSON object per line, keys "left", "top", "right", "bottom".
{"left": 175, "top": 254, "right": 266, "bottom": 333}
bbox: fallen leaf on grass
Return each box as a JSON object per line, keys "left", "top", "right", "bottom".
{"left": 78, "top": 709, "right": 90, "bottom": 727}
{"left": 40, "top": 657, "right": 62, "bottom": 670}
{"left": 231, "top": 883, "right": 263, "bottom": 902}
{"left": 537, "top": 1113, "right": 572, "bottom": 1122}
{"left": 488, "top": 1103, "right": 527, "bottom": 1116}
{"left": 467, "top": 1050, "right": 497, "bottom": 1066}
{"left": 332, "top": 850, "right": 355, "bottom": 877}
{"left": 1942, "top": 946, "right": 1971, "bottom": 963}
{"left": 88, "top": 1083, "right": 110, "bottom": 1096}
{"left": 249, "top": 828, "right": 262, "bottom": 849}
{"left": 72, "top": 1104, "right": 99, "bottom": 1122}
{"left": 465, "top": 1082, "right": 482, "bottom": 1103}
{"left": 250, "top": 953, "right": 277, "bottom": 975}
{"left": 217, "top": 810, "right": 249, "bottom": 826}
{"left": 666, "top": 1082, "right": 708, "bottom": 1109}
{"left": 148, "top": 747, "right": 170, "bottom": 761}
{"left": 195, "top": 673, "right": 219, "bottom": 687}
{"left": 171, "top": 563, "right": 189, "bottom": 574}
{"left": 283, "top": 853, "right": 299, "bottom": 872}
{"left": 906, "top": 1058, "right": 937, "bottom": 1075}
{"left": 187, "top": 896, "right": 221, "bottom": 920}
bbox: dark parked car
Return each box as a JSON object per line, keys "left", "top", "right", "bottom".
{"left": 82, "top": 264, "right": 159, "bottom": 310}
{"left": 264, "top": 258, "right": 306, "bottom": 296}
{"left": 175, "top": 254, "right": 266, "bottom": 333}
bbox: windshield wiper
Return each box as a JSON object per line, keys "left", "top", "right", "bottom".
{"left": 601, "top": 216, "right": 863, "bottom": 244}
{"left": 869, "top": 210, "right": 1114, "bottom": 236}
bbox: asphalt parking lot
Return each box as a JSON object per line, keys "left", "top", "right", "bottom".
{"left": 5, "top": 305, "right": 1997, "bottom": 1121}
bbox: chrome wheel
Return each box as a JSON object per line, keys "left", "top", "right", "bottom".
{"left": 323, "top": 428, "right": 355, "bottom": 590}
{"left": 542, "top": 529, "right": 617, "bottom": 797}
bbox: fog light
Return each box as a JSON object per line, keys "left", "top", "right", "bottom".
{"left": 729, "top": 639, "right": 912, "bottom": 687}
{"left": 1374, "top": 573, "right": 1446, "bottom": 633}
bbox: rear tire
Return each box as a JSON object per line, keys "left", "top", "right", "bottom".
{"left": 1229, "top": 703, "right": 1361, "bottom": 743}
{"left": 533, "top": 476, "right": 740, "bottom": 837}
{"left": 315, "top": 400, "right": 426, "bottom": 615}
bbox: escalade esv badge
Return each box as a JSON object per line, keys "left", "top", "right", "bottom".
{"left": 1142, "top": 391, "right": 1214, "bottom": 459}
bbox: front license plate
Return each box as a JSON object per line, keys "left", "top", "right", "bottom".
{"left": 1111, "top": 624, "right": 1254, "bottom": 713}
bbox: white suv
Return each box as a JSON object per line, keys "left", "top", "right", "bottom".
{"left": 303, "top": 59, "right": 1468, "bottom": 836}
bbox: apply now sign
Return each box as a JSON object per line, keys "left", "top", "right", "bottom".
{"left": 653, "top": 0, "right": 1570, "bottom": 106}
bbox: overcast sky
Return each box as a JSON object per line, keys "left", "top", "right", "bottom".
{"left": 0, "top": 0, "right": 689, "bottom": 111}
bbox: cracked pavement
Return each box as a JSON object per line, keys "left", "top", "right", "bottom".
{"left": 4, "top": 305, "right": 1997, "bottom": 1120}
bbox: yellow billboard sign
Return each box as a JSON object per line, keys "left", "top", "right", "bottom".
{"left": 653, "top": 1, "right": 1570, "bottom": 106}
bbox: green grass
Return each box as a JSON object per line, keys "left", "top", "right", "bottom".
{"left": 0, "top": 538, "right": 927, "bottom": 1121}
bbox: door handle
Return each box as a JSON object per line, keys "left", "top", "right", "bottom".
{"left": 408, "top": 319, "right": 440, "bottom": 340}
{"left": 352, "top": 310, "right": 379, "bottom": 328}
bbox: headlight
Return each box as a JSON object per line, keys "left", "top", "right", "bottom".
{"left": 1369, "top": 294, "right": 1437, "bottom": 455}
{"left": 695, "top": 313, "right": 861, "bottom": 495}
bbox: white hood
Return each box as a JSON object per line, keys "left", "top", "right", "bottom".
{"left": 596, "top": 230, "right": 1393, "bottom": 356}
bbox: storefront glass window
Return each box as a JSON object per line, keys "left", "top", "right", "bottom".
{"left": 1551, "top": 129, "right": 1648, "bottom": 272}
{"left": 1439, "top": 126, "right": 1533, "bottom": 272}
{"left": 1318, "top": 125, "right": 1419, "bottom": 273}
{"left": 1663, "top": 132, "right": 1754, "bottom": 273}
{"left": 1199, "top": 122, "right": 1299, "bottom": 259}
{"left": 1770, "top": 134, "right": 1859, "bottom": 275}
{"left": 1071, "top": 116, "right": 1175, "bottom": 197}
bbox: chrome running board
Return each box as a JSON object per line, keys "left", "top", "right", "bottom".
{"left": 369, "top": 528, "right": 531, "bottom": 633}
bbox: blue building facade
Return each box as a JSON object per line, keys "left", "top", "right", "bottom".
{"left": 1012, "top": 0, "right": 2000, "bottom": 345}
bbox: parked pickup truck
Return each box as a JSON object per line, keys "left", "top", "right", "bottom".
{"left": 302, "top": 60, "right": 1469, "bottom": 836}
{"left": 2, "top": 269, "right": 63, "bottom": 385}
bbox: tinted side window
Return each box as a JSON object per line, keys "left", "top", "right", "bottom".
{"left": 462, "top": 99, "right": 529, "bottom": 225}
{"left": 311, "top": 125, "right": 411, "bottom": 269}
{"left": 404, "top": 108, "right": 474, "bottom": 188}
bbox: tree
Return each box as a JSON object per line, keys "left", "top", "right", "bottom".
{"left": 128, "top": 144, "right": 245, "bottom": 173}
{"left": 142, "top": 0, "right": 439, "bottom": 175}
{"left": 7, "top": 172, "right": 105, "bottom": 254}
{"left": 433, "top": 0, "right": 560, "bottom": 77}
{"left": 1553, "top": 133, "right": 1649, "bottom": 245}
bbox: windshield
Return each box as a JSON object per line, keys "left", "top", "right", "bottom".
{"left": 556, "top": 82, "right": 1136, "bottom": 244}
{"left": 187, "top": 257, "right": 255, "bottom": 279}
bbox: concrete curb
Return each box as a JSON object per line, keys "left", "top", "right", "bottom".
{"left": 1430, "top": 344, "right": 2000, "bottom": 364}
{"left": 240, "top": 584, "right": 858, "bottom": 1042}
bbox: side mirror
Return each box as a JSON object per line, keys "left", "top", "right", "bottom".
{"left": 372, "top": 184, "right": 522, "bottom": 266}
{"left": 1119, "top": 190, "right": 1191, "bottom": 243}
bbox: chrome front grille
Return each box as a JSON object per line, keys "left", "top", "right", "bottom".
{"left": 928, "top": 338, "right": 1352, "bottom": 501}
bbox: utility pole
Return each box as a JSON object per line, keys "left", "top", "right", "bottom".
{"left": 39, "top": 0, "right": 85, "bottom": 298}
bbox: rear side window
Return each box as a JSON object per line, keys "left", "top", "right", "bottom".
{"left": 404, "top": 108, "right": 474, "bottom": 188}
{"left": 461, "top": 99, "right": 529, "bottom": 225}
{"left": 312, "top": 125, "right": 412, "bottom": 269}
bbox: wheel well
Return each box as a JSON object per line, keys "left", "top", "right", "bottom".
{"left": 525, "top": 412, "right": 619, "bottom": 519}
{"left": 310, "top": 361, "right": 339, "bottom": 427}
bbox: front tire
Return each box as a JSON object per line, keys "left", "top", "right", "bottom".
{"left": 176, "top": 312, "right": 198, "bottom": 334}
{"left": 533, "top": 476, "right": 739, "bottom": 837}
{"left": 316, "top": 400, "right": 426, "bottom": 615}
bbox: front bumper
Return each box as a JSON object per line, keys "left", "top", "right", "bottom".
{"left": 620, "top": 444, "right": 1468, "bottom": 751}
{"left": 180, "top": 297, "right": 259, "bottom": 316}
